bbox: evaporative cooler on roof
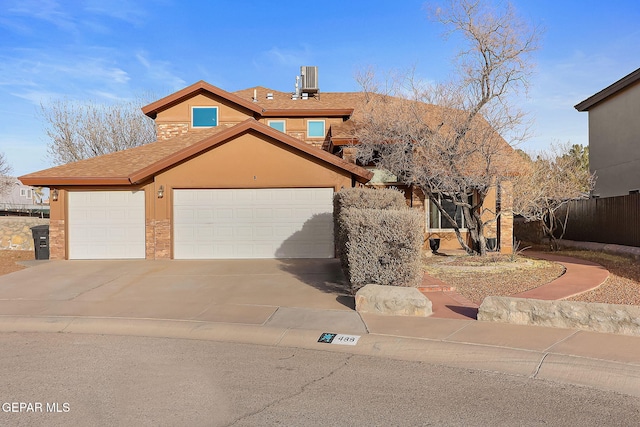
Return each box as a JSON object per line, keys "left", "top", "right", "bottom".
{"left": 301, "top": 66, "right": 319, "bottom": 93}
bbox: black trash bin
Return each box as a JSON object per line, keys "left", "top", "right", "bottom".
{"left": 31, "top": 225, "right": 50, "bottom": 260}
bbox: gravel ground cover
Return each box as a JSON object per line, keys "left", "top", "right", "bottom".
{"left": 424, "top": 249, "right": 640, "bottom": 306}
{"left": 561, "top": 250, "right": 640, "bottom": 306}
{"left": 424, "top": 252, "right": 565, "bottom": 305}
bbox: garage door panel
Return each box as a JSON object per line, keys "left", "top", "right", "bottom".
{"left": 174, "top": 188, "right": 333, "bottom": 259}
{"left": 68, "top": 191, "right": 145, "bottom": 259}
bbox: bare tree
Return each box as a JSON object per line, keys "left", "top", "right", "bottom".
{"left": 353, "top": 0, "right": 540, "bottom": 255}
{"left": 513, "top": 143, "right": 596, "bottom": 251}
{"left": 0, "top": 151, "right": 13, "bottom": 197}
{"left": 40, "top": 95, "right": 157, "bottom": 165}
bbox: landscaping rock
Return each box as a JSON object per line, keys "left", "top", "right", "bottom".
{"left": 478, "top": 296, "right": 640, "bottom": 336}
{"left": 355, "top": 284, "right": 432, "bottom": 317}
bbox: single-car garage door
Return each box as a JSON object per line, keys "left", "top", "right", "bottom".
{"left": 173, "top": 188, "right": 334, "bottom": 259}
{"left": 67, "top": 191, "right": 146, "bottom": 259}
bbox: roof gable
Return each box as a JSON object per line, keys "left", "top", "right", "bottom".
{"left": 19, "top": 119, "right": 373, "bottom": 186}
{"left": 142, "top": 81, "right": 264, "bottom": 119}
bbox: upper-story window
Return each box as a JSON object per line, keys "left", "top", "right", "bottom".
{"left": 307, "top": 120, "right": 325, "bottom": 138}
{"left": 20, "top": 188, "right": 32, "bottom": 199}
{"left": 268, "top": 120, "right": 286, "bottom": 133}
{"left": 191, "top": 106, "right": 218, "bottom": 128}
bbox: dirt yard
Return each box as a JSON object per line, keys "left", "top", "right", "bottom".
{"left": 424, "top": 253, "right": 565, "bottom": 305}
{"left": 424, "top": 249, "right": 640, "bottom": 306}
{"left": 0, "top": 250, "right": 35, "bottom": 276}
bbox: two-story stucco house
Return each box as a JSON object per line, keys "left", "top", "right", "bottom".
{"left": 19, "top": 67, "right": 514, "bottom": 260}
{"left": 0, "top": 177, "right": 49, "bottom": 216}
{"left": 575, "top": 67, "right": 640, "bottom": 198}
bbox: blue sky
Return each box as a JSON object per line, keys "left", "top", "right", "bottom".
{"left": 1, "top": 0, "right": 639, "bottom": 176}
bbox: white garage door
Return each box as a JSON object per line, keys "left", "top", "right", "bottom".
{"left": 173, "top": 188, "right": 334, "bottom": 259}
{"left": 68, "top": 191, "right": 146, "bottom": 259}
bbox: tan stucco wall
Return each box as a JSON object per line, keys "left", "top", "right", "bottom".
{"left": 155, "top": 92, "right": 254, "bottom": 127}
{"left": 152, "top": 131, "right": 352, "bottom": 223}
{"left": 588, "top": 82, "right": 640, "bottom": 197}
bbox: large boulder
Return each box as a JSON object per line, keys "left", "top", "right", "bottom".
{"left": 355, "top": 284, "right": 432, "bottom": 317}
{"left": 479, "top": 296, "right": 640, "bottom": 336}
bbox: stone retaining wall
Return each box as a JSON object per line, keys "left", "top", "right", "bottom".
{"left": 0, "top": 217, "right": 50, "bottom": 251}
{"left": 478, "top": 296, "right": 640, "bottom": 336}
{"left": 558, "top": 239, "right": 640, "bottom": 261}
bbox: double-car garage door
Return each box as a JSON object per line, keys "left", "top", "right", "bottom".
{"left": 67, "top": 188, "right": 334, "bottom": 259}
{"left": 173, "top": 188, "right": 334, "bottom": 259}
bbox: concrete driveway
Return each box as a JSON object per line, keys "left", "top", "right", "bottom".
{"left": 0, "top": 258, "right": 365, "bottom": 332}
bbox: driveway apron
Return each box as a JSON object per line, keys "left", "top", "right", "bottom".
{"left": 0, "top": 259, "right": 361, "bottom": 330}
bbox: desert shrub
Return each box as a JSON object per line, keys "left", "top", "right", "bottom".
{"left": 334, "top": 187, "right": 406, "bottom": 214}
{"left": 334, "top": 187, "right": 407, "bottom": 263}
{"left": 338, "top": 207, "right": 423, "bottom": 291}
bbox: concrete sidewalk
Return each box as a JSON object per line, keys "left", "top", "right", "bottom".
{"left": 0, "top": 258, "right": 638, "bottom": 397}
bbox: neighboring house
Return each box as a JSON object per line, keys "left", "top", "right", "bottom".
{"left": 19, "top": 67, "right": 514, "bottom": 260}
{"left": 0, "top": 177, "right": 49, "bottom": 216}
{"left": 575, "top": 67, "right": 640, "bottom": 198}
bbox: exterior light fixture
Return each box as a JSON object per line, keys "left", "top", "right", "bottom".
{"left": 51, "top": 189, "right": 59, "bottom": 202}
{"left": 157, "top": 185, "right": 164, "bottom": 198}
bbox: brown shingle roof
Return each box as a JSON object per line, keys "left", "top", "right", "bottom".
{"left": 233, "top": 86, "right": 363, "bottom": 111}
{"left": 19, "top": 120, "right": 373, "bottom": 186}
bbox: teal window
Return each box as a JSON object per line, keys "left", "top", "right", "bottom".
{"left": 192, "top": 107, "right": 218, "bottom": 128}
{"left": 268, "top": 120, "right": 286, "bottom": 133}
{"left": 307, "top": 120, "right": 325, "bottom": 138}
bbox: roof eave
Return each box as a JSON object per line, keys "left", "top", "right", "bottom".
{"left": 18, "top": 176, "right": 133, "bottom": 186}
{"left": 261, "top": 109, "right": 353, "bottom": 117}
{"left": 330, "top": 137, "right": 359, "bottom": 146}
{"left": 575, "top": 67, "right": 640, "bottom": 111}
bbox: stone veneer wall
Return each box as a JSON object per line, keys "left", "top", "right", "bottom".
{"left": 146, "top": 219, "right": 171, "bottom": 259}
{"left": 49, "top": 219, "right": 65, "bottom": 260}
{"left": 157, "top": 123, "right": 189, "bottom": 141}
{"left": 499, "top": 181, "right": 514, "bottom": 254}
{"left": 0, "top": 217, "right": 49, "bottom": 251}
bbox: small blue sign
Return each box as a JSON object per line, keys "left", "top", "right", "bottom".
{"left": 318, "top": 333, "right": 337, "bottom": 344}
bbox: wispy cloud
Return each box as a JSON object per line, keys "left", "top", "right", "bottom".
{"left": 135, "top": 51, "right": 186, "bottom": 90}
{"left": 3, "top": 0, "right": 77, "bottom": 33}
{"left": 83, "top": 0, "right": 148, "bottom": 26}
{"left": 262, "top": 45, "right": 313, "bottom": 67}
{"left": 0, "top": 48, "right": 132, "bottom": 105}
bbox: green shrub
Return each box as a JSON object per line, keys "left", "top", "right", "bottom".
{"left": 338, "top": 207, "right": 423, "bottom": 291}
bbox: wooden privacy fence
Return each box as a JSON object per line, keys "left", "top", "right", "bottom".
{"left": 558, "top": 193, "right": 640, "bottom": 247}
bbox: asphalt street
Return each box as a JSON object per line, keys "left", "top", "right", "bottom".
{"left": 1, "top": 332, "right": 638, "bottom": 426}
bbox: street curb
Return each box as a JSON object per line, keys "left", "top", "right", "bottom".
{"left": 1, "top": 315, "right": 639, "bottom": 398}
